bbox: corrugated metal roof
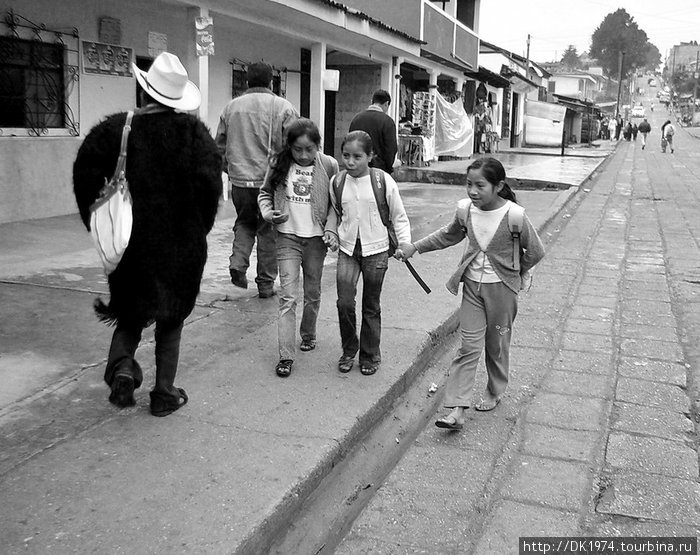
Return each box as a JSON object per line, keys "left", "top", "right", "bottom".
{"left": 311, "top": 0, "right": 424, "bottom": 44}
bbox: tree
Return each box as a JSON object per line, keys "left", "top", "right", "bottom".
{"left": 643, "top": 43, "right": 662, "bottom": 72}
{"left": 561, "top": 45, "right": 581, "bottom": 70}
{"left": 589, "top": 9, "right": 653, "bottom": 76}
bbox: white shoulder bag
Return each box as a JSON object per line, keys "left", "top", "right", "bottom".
{"left": 89, "top": 111, "right": 134, "bottom": 274}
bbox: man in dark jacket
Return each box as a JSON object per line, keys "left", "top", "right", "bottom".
{"left": 638, "top": 118, "right": 651, "bottom": 149}
{"left": 73, "top": 52, "right": 222, "bottom": 416}
{"left": 349, "top": 89, "right": 398, "bottom": 174}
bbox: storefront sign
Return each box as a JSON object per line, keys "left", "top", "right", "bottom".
{"left": 195, "top": 17, "right": 214, "bottom": 56}
{"left": 82, "top": 41, "right": 132, "bottom": 77}
{"left": 148, "top": 32, "right": 168, "bottom": 58}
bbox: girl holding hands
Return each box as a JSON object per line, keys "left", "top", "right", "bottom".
{"left": 398, "top": 157, "right": 544, "bottom": 429}
{"left": 329, "top": 130, "right": 411, "bottom": 376}
{"left": 258, "top": 118, "right": 339, "bottom": 377}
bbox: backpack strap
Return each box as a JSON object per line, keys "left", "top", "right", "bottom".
{"left": 456, "top": 198, "right": 471, "bottom": 231}
{"left": 507, "top": 203, "right": 525, "bottom": 272}
{"left": 368, "top": 168, "right": 398, "bottom": 254}
{"left": 332, "top": 170, "right": 347, "bottom": 219}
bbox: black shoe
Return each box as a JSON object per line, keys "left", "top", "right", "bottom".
{"left": 258, "top": 287, "right": 276, "bottom": 298}
{"left": 109, "top": 373, "right": 136, "bottom": 408}
{"left": 229, "top": 269, "right": 248, "bottom": 289}
{"left": 150, "top": 388, "right": 188, "bottom": 417}
{"left": 275, "top": 359, "right": 293, "bottom": 377}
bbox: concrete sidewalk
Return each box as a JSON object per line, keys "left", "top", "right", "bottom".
{"left": 395, "top": 142, "right": 614, "bottom": 189}
{"left": 0, "top": 155, "right": 605, "bottom": 552}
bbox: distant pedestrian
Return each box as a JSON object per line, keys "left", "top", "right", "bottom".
{"left": 623, "top": 122, "right": 632, "bottom": 141}
{"left": 638, "top": 118, "right": 651, "bottom": 149}
{"left": 607, "top": 117, "right": 617, "bottom": 141}
{"left": 329, "top": 130, "right": 411, "bottom": 376}
{"left": 216, "top": 62, "right": 299, "bottom": 298}
{"left": 398, "top": 158, "right": 545, "bottom": 430}
{"left": 631, "top": 123, "right": 638, "bottom": 141}
{"left": 258, "top": 118, "right": 339, "bottom": 377}
{"left": 349, "top": 89, "right": 398, "bottom": 174}
{"left": 73, "top": 52, "right": 222, "bottom": 416}
{"left": 615, "top": 116, "right": 623, "bottom": 140}
{"left": 661, "top": 120, "right": 675, "bottom": 153}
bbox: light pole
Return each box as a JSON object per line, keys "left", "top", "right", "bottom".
{"left": 615, "top": 51, "right": 625, "bottom": 120}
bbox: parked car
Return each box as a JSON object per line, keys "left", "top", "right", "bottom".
{"left": 631, "top": 105, "right": 646, "bottom": 118}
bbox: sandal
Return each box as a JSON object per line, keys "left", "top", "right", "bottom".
{"left": 338, "top": 355, "right": 354, "bottom": 373}
{"left": 435, "top": 415, "right": 464, "bottom": 430}
{"left": 360, "top": 363, "right": 379, "bottom": 376}
{"left": 475, "top": 396, "right": 501, "bottom": 411}
{"left": 300, "top": 339, "right": 316, "bottom": 352}
{"left": 150, "top": 388, "right": 188, "bottom": 417}
{"left": 275, "top": 359, "right": 293, "bottom": 378}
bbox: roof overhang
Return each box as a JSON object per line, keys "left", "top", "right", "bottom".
{"left": 464, "top": 66, "right": 510, "bottom": 88}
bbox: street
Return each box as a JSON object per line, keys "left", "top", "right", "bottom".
{"left": 1, "top": 95, "right": 699, "bottom": 553}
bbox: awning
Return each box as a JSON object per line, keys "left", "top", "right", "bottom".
{"left": 464, "top": 66, "right": 509, "bottom": 88}
{"left": 501, "top": 67, "right": 539, "bottom": 93}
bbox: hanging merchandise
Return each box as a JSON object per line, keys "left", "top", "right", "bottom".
{"left": 434, "top": 92, "right": 473, "bottom": 157}
{"left": 411, "top": 91, "right": 436, "bottom": 137}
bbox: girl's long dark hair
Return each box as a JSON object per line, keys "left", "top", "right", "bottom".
{"left": 467, "top": 157, "right": 517, "bottom": 203}
{"left": 268, "top": 118, "right": 322, "bottom": 190}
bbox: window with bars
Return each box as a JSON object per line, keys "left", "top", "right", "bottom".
{"left": 0, "top": 35, "right": 65, "bottom": 129}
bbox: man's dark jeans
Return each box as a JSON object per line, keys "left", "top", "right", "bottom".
{"left": 230, "top": 186, "right": 277, "bottom": 289}
{"left": 105, "top": 320, "right": 184, "bottom": 398}
{"left": 336, "top": 241, "right": 388, "bottom": 366}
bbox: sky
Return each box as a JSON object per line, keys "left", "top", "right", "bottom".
{"left": 478, "top": 0, "right": 700, "bottom": 66}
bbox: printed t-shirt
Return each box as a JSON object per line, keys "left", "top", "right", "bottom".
{"left": 277, "top": 163, "right": 323, "bottom": 238}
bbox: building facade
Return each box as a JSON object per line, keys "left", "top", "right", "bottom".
{"left": 0, "top": 0, "right": 481, "bottom": 223}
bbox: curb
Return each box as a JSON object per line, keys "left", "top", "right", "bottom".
{"left": 234, "top": 310, "right": 461, "bottom": 554}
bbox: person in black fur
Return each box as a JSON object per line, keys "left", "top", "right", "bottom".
{"left": 73, "top": 52, "right": 222, "bottom": 416}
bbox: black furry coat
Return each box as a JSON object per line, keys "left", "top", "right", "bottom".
{"left": 73, "top": 109, "right": 222, "bottom": 327}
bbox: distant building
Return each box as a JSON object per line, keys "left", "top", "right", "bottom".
{"left": 667, "top": 41, "right": 700, "bottom": 74}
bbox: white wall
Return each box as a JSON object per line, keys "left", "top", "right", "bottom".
{"left": 0, "top": 0, "right": 192, "bottom": 222}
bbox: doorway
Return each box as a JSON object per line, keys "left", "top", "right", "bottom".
{"left": 510, "top": 92, "right": 520, "bottom": 148}
{"left": 324, "top": 90, "right": 336, "bottom": 156}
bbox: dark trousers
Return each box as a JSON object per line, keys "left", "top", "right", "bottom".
{"left": 230, "top": 186, "right": 277, "bottom": 288}
{"left": 105, "top": 320, "right": 184, "bottom": 397}
{"left": 336, "top": 241, "right": 388, "bottom": 366}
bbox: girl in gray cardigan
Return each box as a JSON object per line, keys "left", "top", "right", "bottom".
{"left": 398, "top": 157, "right": 544, "bottom": 430}
{"left": 258, "top": 118, "right": 339, "bottom": 377}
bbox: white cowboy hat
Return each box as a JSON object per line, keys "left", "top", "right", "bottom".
{"left": 132, "top": 52, "right": 201, "bottom": 111}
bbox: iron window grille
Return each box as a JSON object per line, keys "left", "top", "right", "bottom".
{"left": 0, "top": 10, "right": 79, "bottom": 136}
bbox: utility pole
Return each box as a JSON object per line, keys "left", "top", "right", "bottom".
{"left": 523, "top": 34, "right": 531, "bottom": 147}
{"left": 525, "top": 34, "right": 531, "bottom": 81}
{"left": 615, "top": 51, "right": 625, "bottom": 120}
{"left": 694, "top": 50, "right": 699, "bottom": 109}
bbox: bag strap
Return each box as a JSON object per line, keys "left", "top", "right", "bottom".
{"left": 507, "top": 203, "right": 524, "bottom": 272}
{"left": 368, "top": 168, "right": 398, "bottom": 252}
{"left": 370, "top": 168, "right": 390, "bottom": 227}
{"left": 332, "top": 170, "right": 347, "bottom": 219}
{"left": 114, "top": 111, "right": 134, "bottom": 178}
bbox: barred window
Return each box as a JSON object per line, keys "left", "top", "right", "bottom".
{"left": 0, "top": 35, "right": 65, "bottom": 129}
